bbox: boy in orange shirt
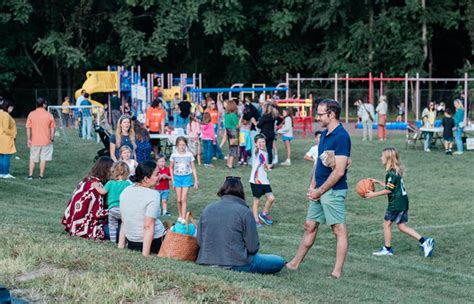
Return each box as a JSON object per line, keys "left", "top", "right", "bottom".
{"left": 146, "top": 99, "right": 166, "bottom": 156}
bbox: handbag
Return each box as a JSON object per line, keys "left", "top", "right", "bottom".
{"left": 229, "top": 137, "right": 239, "bottom": 146}
{"left": 158, "top": 212, "right": 199, "bottom": 261}
{"left": 378, "top": 114, "right": 387, "bottom": 125}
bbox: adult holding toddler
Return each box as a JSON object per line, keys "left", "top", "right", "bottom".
{"left": 62, "top": 156, "right": 114, "bottom": 240}
{"left": 119, "top": 160, "right": 166, "bottom": 256}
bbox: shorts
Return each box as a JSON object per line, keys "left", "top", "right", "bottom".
{"left": 158, "top": 189, "right": 170, "bottom": 201}
{"left": 282, "top": 136, "right": 293, "bottom": 142}
{"left": 226, "top": 129, "right": 239, "bottom": 157}
{"left": 30, "top": 144, "right": 53, "bottom": 162}
{"left": 384, "top": 210, "right": 408, "bottom": 224}
{"left": 443, "top": 136, "right": 453, "bottom": 142}
{"left": 250, "top": 183, "right": 273, "bottom": 199}
{"left": 149, "top": 131, "right": 161, "bottom": 146}
{"left": 174, "top": 174, "right": 193, "bottom": 188}
{"left": 306, "top": 189, "right": 347, "bottom": 225}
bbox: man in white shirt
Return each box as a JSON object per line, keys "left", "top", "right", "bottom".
{"left": 355, "top": 98, "right": 375, "bottom": 141}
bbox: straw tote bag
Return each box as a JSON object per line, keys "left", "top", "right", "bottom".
{"left": 158, "top": 212, "right": 199, "bottom": 261}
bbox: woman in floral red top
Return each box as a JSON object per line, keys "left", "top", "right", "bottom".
{"left": 62, "top": 157, "right": 114, "bottom": 240}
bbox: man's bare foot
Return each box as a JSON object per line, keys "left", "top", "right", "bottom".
{"left": 285, "top": 261, "right": 299, "bottom": 270}
{"left": 328, "top": 271, "right": 342, "bottom": 279}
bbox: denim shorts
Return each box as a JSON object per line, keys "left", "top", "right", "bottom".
{"left": 384, "top": 210, "right": 408, "bottom": 224}
{"left": 158, "top": 189, "right": 170, "bottom": 201}
{"left": 282, "top": 136, "right": 293, "bottom": 142}
{"left": 174, "top": 174, "right": 193, "bottom": 188}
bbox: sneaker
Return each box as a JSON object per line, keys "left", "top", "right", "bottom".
{"left": 424, "top": 148, "right": 431, "bottom": 152}
{"left": 212, "top": 157, "right": 217, "bottom": 160}
{"left": 0, "top": 174, "right": 5, "bottom": 178}
{"left": 163, "top": 211, "right": 171, "bottom": 217}
{"left": 280, "top": 160, "right": 291, "bottom": 166}
{"left": 453, "top": 151, "right": 463, "bottom": 155}
{"left": 255, "top": 221, "right": 263, "bottom": 228}
{"left": 39, "top": 176, "right": 45, "bottom": 180}
{"left": 26, "top": 176, "right": 33, "bottom": 180}
{"left": 3, "top": 174, "right": 15, "bottom": 179}
{"left": 177, "top": 217, "right": 183, "bottom": 223}
{"left": 258, "top": 212, "right": 273, "bottom": 225}
{"left": 272, "top": 155, "right": 278, "bottom": 165}
{"left": 372, "top": 247, "right": 393, "bottom": 256}
{"left": 421, "top": 238, "right": 435, "bottom": 257}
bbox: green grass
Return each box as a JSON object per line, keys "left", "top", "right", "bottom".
{"left": 1, "top": 125, "right": 473, "bottom": 303}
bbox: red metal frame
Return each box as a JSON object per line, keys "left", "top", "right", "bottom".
{"left": 275, "top": 99, "right": 313, "bottom": 138}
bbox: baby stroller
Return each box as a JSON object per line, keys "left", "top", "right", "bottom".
{"left": 94, "top": 125, "right": 111, "bottom": 161}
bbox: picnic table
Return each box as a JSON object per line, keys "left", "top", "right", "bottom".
{"left": 149, "top": 133, "right": 189, "bottom": 157}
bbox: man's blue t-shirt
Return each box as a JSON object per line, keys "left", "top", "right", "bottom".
{"left": 315, "top": 123, "right": 351, "bottom": 190}
{"left": 80, "top": 99, "right": 92, "bottom": 117}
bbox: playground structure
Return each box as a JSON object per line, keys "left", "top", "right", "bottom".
{"left": 282, "top": 73, "right": 472, "bottom": 125}
{"left": 274, "top": 98, "right": 313, "bottom": 138}
{"left": 75, "top": 66, "right": 203, "bottom": 123}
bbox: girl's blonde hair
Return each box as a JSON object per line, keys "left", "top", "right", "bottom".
{"left": 115, "top": 115, "right": 136, "bottom": 148}
{"left": 119, "top": 145, "right": 132, "bottom": 158}
{"left": 382, "top": 147, "right": 404, "bottom": 176}
{"left": 111, "top": 161, "right": 130, "bottom": 180}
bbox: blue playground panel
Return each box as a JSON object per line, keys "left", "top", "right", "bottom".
{"left": 355, "top": 119, "right": 442, "bottom": 130}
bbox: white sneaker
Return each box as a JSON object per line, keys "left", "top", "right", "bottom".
{"left": 424, "top": 148, "right": 431, "bottom": 152}
{"left": 3, "top": 174, "right": 15, "bottom": 179}
{"left": 421, "top": 238, "right": 435, "bottom": 257}
{"left": 453, "top": 151, "right": 463, "bottom": 155}
{"left": 372, "top": 247, "right": 393, "bottom": 256}
{"left": 280, "top": 160, "right": 291, "bottom": 166}
{"left": 177, "top": 217, "right": 183, "bottom": 223}
{"left": 0, "top": 174, "right": 5, "bottom": 178}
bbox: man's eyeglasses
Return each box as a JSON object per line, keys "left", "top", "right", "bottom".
{"left": 315, "top": 112, "right": 329, "bottom": 117}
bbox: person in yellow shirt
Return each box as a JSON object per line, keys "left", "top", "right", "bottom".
{"left": 0, "top": 98, "right": 17, "bottom": 179}
{"left": 61, "top": 96, "right": 72, "bottom": 127}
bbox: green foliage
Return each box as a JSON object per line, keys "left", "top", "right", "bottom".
{"left": 0, "top": 0, "right": 472, "bottom": 95}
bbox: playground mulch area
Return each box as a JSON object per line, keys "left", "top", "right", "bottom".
{"left": 1, "top": 125, "right": 473, "bottom": 302}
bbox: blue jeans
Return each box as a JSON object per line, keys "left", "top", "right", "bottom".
{"left": 231, "top": 254, "right": 285, "bottom": 274}
{"left": 213, "top": 124, "right": 224, "bottom": 159}
{"left": 0, "top": 154, "right": 12, "bottom": 175}
{"left": 455, "top": 128, "right": 463, "bottom": 153}
{"left": 176, "top": 116, "right": 189, "bottom": 130}
{"left": 202, "top": 140, "right": 213, "bottom": 165}
{"left": 424, "top": 132, "right": 432, "bottom": 150}
{"left": 82, "top": 116, "right": 93, "bottom": 140}
{"left": 173, "top": 112, "right": 179, "bottom": 128}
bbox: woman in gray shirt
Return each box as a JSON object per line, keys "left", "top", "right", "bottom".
{"left": 119, "top": 160, "right": 165, "bottom": 256}
{"left": 197, "top": 177, "right": 285, "bottom": 274}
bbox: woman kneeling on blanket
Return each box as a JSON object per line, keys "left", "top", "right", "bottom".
{"left": 197, "top": 177, "right": 285, "bottom": 274}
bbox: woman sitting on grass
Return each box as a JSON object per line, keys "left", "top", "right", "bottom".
{"left": 62, "top": 156, "right": 114, "bottom": 240}
{"left": 119, "top": 160, "right": 166, "bottom": 256}
{"left": 196, "top": 177, "right": 285, "bottom": 274}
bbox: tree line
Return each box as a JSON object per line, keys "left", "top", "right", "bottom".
{"left": 0, "top": 0, "right": 473, "bottom": 111}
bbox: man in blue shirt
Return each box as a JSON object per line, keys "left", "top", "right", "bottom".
{"left": 80, "top": 93, "right": 93, "bottom": 140}
{"left": 286, "top": 99, "right": 351, "bottom": 279}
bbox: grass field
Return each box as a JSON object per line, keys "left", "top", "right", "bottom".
{"left": 1, "top": 124, "right": 474, "bottom": 303}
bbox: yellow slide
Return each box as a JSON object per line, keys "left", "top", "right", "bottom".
{"left": 75, "top": 71, "right": 119, "bottom": 108}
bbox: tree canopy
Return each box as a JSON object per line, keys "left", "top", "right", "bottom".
{"left": 0, "top": 0, "right": 472, "bottom": 104}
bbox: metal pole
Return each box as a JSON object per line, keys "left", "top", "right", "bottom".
{"left": 345, "top": 73, "right": 349, "bottom": 123}
{"left": 404, "top": 73, "right": 408, "bottom": 123}
{"left": 369, "top": 72, "right": 373, "bottom": 103}
{"left": 415, "top": 73, "right": 420, "bottom": 121}
{"left": 380, "top": 72, "right": 384, "bottom": 96}
{"left": 297, "top": 73, "right": 301, "bottom": 99}
{"left": 138, "top": 65, "right": 141, "bottom": 81}
{"left": 464, "top": 73, "right": 468, "bottom": 125}
{"left": 107, "top": 66, "right": 111, "bottom": 125}
{"left": 334, "top": 73, "right": 338, "bottom": 101}
{"left": 286, "top": 73, "right": 290, "bottom": 99}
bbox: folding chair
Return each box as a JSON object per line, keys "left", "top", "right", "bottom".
{"left": 406, "top": 124, "right": 422, "bottom": 150}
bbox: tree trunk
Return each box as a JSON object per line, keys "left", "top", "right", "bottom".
{"left": 421, "top": 0, "right": 428, "bottom": 67}
{"left": 368, "top": 0, "right": 374, "bottom": 71}
{"left": 55, "top": 59, "right": 62, "bottom": 105}
{"left": 67, "top": 69, "right": 72, "bottom": 99}
{"left": 428, "top": 42, "right": 433, "bottom": 102}
{"left": 410, "top": 80, "right": 416, "bottom": 113}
